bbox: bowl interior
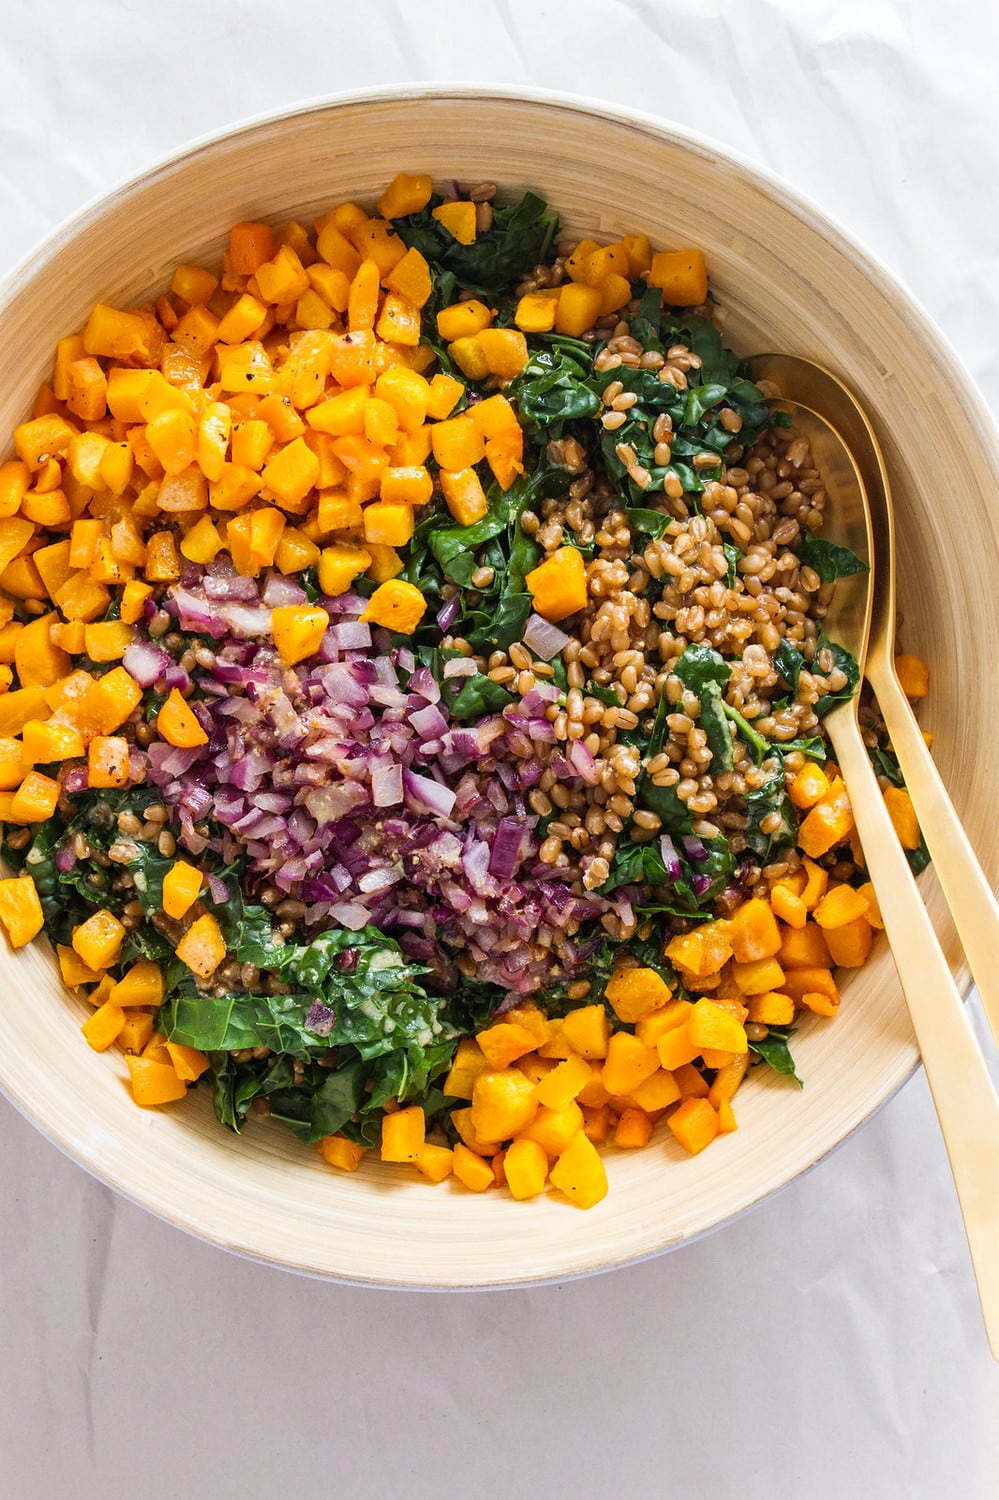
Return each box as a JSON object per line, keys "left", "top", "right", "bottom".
{"left": 1, "top": 89, "right": 995, "bottom": 1286}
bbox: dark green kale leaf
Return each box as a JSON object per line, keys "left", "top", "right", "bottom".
{"left": 743, "top": 761, "right": 798, "bottom": 864}
{"left": 798, "top": 536, "right": 869, "bottom": 585}
{"left": 748, "top": 1025, "right": 802, "bottom": 1086}
{"left": 812, "top": 629, "right": 861, "bottom": 719}
{"left": 507, "top": 339, "right": 599, "bottom": 435}
{"left": 447, "top": 672, "right": 518, "bottom": 720}
{"left": 394, "top": 190, "right": 559, "bottom": 296}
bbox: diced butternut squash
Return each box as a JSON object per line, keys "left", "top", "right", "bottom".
{"left": 504, "top": 1137, "right": 549, "bottom": 1199}
{"left": 731, "top": 956, "right": 785, "bottom": 995}
{"left": 688, "top": 998, "right": 749, "bottom": 1054}
{"left": 72, "top": 908, "right": 126, "bottom": 970}
{"left": 476, "top": 1021, "right": 537, "bottom": 1070}
{"left": 747, "top": 990, "right": 795, "bottom": 1026}
{"left": 823, "top": 915, "right": 874, "bottom": 968}
{"left": 109, "top": 961, "right": 164, "bottom": 1008}
{"left": 525, "top": 546, "right": 587, "bottom": 622}
{"left": 883, "top": 785, "right": 920, "bottom": 850}
{"left": 813, "top": 884, "right": 870, "bottom": 929}
{"left": 522, "top": 1101, "right": 584, "bottom": 1157}
{"left": 605, "top": 964, "right": 673, "bottom": 1022}
{"left": 780, "top": 966, "right": 839, "bottom": 1006}
{"left": 175, "top": 912, "right": 226, "bottom": 979}
{"left": 549, "top": 1130, "right": 608, "bottom": 1209}
{"left": 778, "top": 921, "right": 832, "bottom": 970}
{"left": 601, "top": 1031, "right": 659, "bottom": 1097}
{"left": 431, "top": 414, "right": 485, "bottom": 470}
{"left": 452, "top": 1142, "right": 494, "bottom": 1192}
{"left": 560, "top": 1004, "right": 610, "bottom": 1060}
{"left": 628, "top": 1067, "right": 682, "bottom": 1113}
{"left": 614, "top": 1106, "right": 654, "bottom": 1150}
{"left": 469, "top": 1068, "right": 539, "bottom": 1143}
{"left": 727, "top": 898, "right": 782, "bottom": 963}
{"left": 360, "top": 579, "right": 427, "bottom": 634}
{"left": 895, "top": 654, "right": 929, "bottom": 698}
{"left": 413, "top": 1143, "right": 454, "bottom": 1184}
{"left": 271, "top": 604, "right": 329, "bottom": 667}
{"left": 380, "top": 1105, "right": 426, "bottom": 1162}
{"left": 82, "top": 999, "right": 127, "bottom": 1052}
{"left": 668, "top": 1096, "right": 719, "bottom": 1155}
{"left": 125, "top": 1054, "right": 188, "bottom": 1107}
{"left": 162, "top": 860, "right": 204, "bottom": 920}
{"left": 553, "top": 283, "right": 602, "bottom": 337}
{"left": 432, "top": 201, "right": 477, "bottom": 245}
{"left": 116, "top": 1011, "right": 155, "bottom": 1055}
{"left": 165, "top": 1041, "right": 210, "bottom": 1082}
{"left": 317, "top": 1134, "right": 367, "bottom": 1173}
{"left": 440, "top": 467, "right": 488, "bottom": 527}
{"left": 156, "top": 688, "right": 208, "bottom": 747}
{"left": 0, "top": 876, "right": 44, "bottom": 948}
{"left": 9, "top": 770, "right": 60, "bottom": 823}
{"left": 648, "top": 248, "right": 708, "bottom": 306}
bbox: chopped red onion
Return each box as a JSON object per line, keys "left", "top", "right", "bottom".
{"left": 261, "top": 572, "right": 307, "bottom": 607}
{"left": 568, "top": 739, "right": 598, "bottom": 784}
{"left": 659, "top": 835, "right": 681, "bottom": 881}
{"left": 326, "top": 620, "right": 372, "bottom": 652}
{"left": 442, "top": 657, "right": 479, "bottom": 678}
{"left": 681, "top": 834, "right": 708, "bottom": 861}
{"left": 436, "top": 596, "right": 462, "bottom": 633}
{"left": 371, "top": 764, "right": 404, "bottom": 807}
{"left": 523, "top": 612, "right": 571, "bottom": 661}
{"left": 220, "top": 604, "right": 273, "bottom": 637}
{"left": 403, "top": 770, "right": 456, "bottom": 819}
{"left": 122, "top": 641, "right": 172, "bottom": 687}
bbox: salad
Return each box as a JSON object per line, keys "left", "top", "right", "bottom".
{"left": 0, "top": 173, "right": 929, "bottom": 1207}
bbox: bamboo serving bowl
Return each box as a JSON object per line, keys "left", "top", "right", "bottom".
{"left": 1, "top": 87, "right": 996, "bottom": 1287}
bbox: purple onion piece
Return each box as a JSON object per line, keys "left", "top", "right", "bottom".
{"left": 436, "top": 595, "right": 462, "bottom": 634}
{"left": 522, "top": 612, "right": 571, "bottom": 662}
{"left": 659, "top": 834, "right": 682, "bottom": 881}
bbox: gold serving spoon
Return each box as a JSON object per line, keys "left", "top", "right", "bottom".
{"left": 752, "top": 353, "right": 999, "bottom": 1041}
{"left": 763, "top": 394, "right": 999, "bottom": 1361}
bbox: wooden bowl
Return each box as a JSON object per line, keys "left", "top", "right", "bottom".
{"left": 0, "top": 88, "right": 995, "bottom": 1286}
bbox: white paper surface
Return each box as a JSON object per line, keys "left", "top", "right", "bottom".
{"left": 2, "top": 2, "right": 999, "bottom": 1494}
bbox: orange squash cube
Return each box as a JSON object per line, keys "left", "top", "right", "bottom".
{"left": 451, "top": 1142, "right": 495, "bottom": 1193}
{"left": 156, "top": 688, "right": 208, "bottom": 748}
{"left": 648, "top": 248, "right": 708, "bottom": 306}
{"left": 162, "top": 860, "right": 204, "bottom": 920}
{"left": 614, "top": 1106, "right": 654, "bottom": 1150}
{"left": 504, "top": 1137, "right": 549, "bottom": 1199}
{"left": 431, "top": 201, "right": 477, "bottom": 245}
{"left": 601, "top": 1031, "right": 659, "bottom": 1096}
{"left": 72, "top": 908, "right": 126, "bottom": 970}
{"left": 667, "top": 1096, "right": 719, "bottom": 1155}
{"left": 317, "top": 1134, "right": 367, "bottom": 1173}
{"left": 0, "top": 875, "right": 44, "bottom": 948}
{"left": 125, "top": 1054, "right": 188, "bottom": 1107}
{"left": 380, "top": 1105, "right": 426, "bottom": 1162}
{"left": 525, "top": 546, "right": 587, "bottom": 622}
{"left": 360, "top": 579, "right": 427, "bottom": 634}
{"left": 560, "top": 1004, "right": 610, "bottom": 1060}
{"left": 87, "top": 735, "right": 130, "bottom": 788}
{"left": 549, "top": 1130, "right": 608, "bottom": 1209}
{"left": 175, "top": 912, "right": 226, "bottom": 979}
{"left": 605, "top": 964, "right": 673, "bottom": 1023}
{"left": 553, "top": 283, "right": 602, "bottom": 337}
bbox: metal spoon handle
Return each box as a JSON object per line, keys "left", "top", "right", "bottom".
{"left": 826, "top": 707, "right": 999, "bottom": 1360}
{"left": 866, "top": 654, "right": 999, "bottom": 1045}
